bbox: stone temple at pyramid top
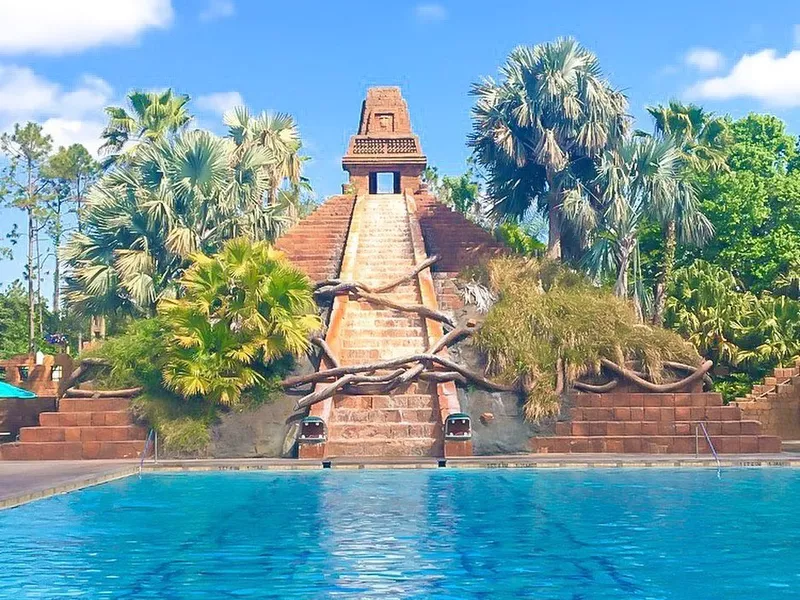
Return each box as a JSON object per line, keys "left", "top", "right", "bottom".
{"left": 342, "top": 87, "right": 427, "bottom": 195}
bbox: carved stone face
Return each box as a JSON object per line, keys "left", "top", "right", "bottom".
{"left": 376, "top": 113, "right": 394, "bottom": 132}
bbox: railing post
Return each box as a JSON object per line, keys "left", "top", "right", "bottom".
{"left": 695, "top": 424, "right": 699, "bottom": 457}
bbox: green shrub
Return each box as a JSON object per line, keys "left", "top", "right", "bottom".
{"left": 495, "top": 222, "right": 546, "bottom": 256}
{"left": 83, "top": 240, "right": 320, "bottom": 453}
{"left": 666, "top": 260, "right": 800, "bottom": 401}
{"left": 159, "top": 239, "right": 321, "bottom": 406}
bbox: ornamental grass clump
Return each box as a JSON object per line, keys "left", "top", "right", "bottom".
{"left": 475, "top": 257, "right": 700, "bottom": 421}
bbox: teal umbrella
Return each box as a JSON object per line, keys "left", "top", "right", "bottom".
{"left": 0, "top": 382, "right": 36, "bottom": 399}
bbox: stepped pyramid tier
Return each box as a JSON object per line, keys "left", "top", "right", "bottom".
{"left": 1, "top": 396, "right": 147, "bottom": 460}
{"left": 289, "top": 87, "right": 508, "bottom": 459}
{"left": 531, "top": 391, "right": 781, "bottom": 454}
{"left": 734, "top": 359, "right": 800, "bottom": 441}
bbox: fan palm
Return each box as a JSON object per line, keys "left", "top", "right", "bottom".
{"left": 579, "top": 137, "right": 697, "bottom": 320}
{"left": 469, "top": 37, "right": 629, "bottom": 259}
{"left": 159, "top": 239, "right": 321, "bottom": 405}
{"left": 100, "top": 89, "right": 192, "bottom": 167}
{"left": 639, "top": 101, "right": 725, "bottom": 323}
{"left": 64, "top": 130, "right": 290, "bottom": 317}
{"left": 224, "top": 106, "right": 306, "bottom": 206}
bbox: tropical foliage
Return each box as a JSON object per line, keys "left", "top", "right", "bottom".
{"left": 100, "top": 89, "right": 192, "bottom": 167}
{"left": 666, "top": 261, "right": 800, "bottom": 400}
{"left": 63, "top": 127, "right": 301, "bottom": 317}
{"left": 469, "top": 37, "right": 628, "bottom": 259}
{"left": 637, "top": 102, "right": 728, "bottom": 324}
{"left": 159, "top": 239, "right": 320, "bottom": 405}
{"left": 423, "top": 166, "right": 481, "bottom": 217}
{"left": 580, "top": 135, "right": 711, "bottom": 318}
{"left": 84, "top": 240, "right": 319, "bottom": 450}
{"left": 686, "top": 114, "right": 800, "bottom": 293}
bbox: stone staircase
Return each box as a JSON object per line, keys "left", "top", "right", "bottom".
{"left": 734, "top": 359, "right": 800, "bottom": 440}
{"left": 322, "top": 194, "right": 442, "bottom": 457}
{"left": 275, "top": 195, "right": 356, "bottom": 281}
{"left": 0, "top": 397, "right": 147, "bottom": 460}
{"left": 531, "top": 391, "right": 782, "bottom": 454}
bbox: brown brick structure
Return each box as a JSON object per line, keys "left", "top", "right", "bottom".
{"left": 414, "top": 194, "right": 506, "bottom": 311}
{"left": 275, "top": 195, "right": 356, "bottom": 281}
{"left": 342, "top": 87, "right": 427, "bottom": 195}
{"left": 0, "top": 353, "right": 74, "bottom": 397}
{"left": 734, "top": 360, "right": 800, "bottom": 441}
{"left": 1, "top": 396, "right": 147, "bottom": 460}
{"left": 296, "top": 87, "right": 477, "bottom": 458}
{"left": 531, "top": 391, "right": 781, "bottom": 454}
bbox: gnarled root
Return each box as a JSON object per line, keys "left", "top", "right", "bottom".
{"left": 63, "top": 387, "right": 142, "bottom": 398}
{"left": 598, "top": 358, "right": 713, "bottom": 393}
{"left": 314, "top": 255, "right": 456, "bottom": 329}
{"left": 285, "top": 322, "right": 517, "bottom": 410}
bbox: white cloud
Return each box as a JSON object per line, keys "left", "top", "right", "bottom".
{"left": 685, "top": 48, "right": 724, "bottom": 72}
{"left": 0, "top": 0, "right": 173, "bottom": 55}
{"left": 686, "top": 49, "right": 800, "bottom": 107}
{"left": 0, "top": 65, "right": 113, "bottom": 155}
{"left": 196, "top": 91, "right": 244, "bottom": 116}
{"left": 199, "top": 0, "right": 235, "bottom": 22}
{"left": 41, "top": 118, "right": 107, "bottom": 156}
{"left": 415, "top": 3, "right": 447, "bottom": 23}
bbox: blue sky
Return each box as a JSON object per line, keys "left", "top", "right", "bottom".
{"left": 2, "top": 0, "right": 800, "bottom": 293}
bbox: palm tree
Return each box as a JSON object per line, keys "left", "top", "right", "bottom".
{"left": 469, "top": 37, "right": 629, "bottom": 259}
{"left": 159, "top": 238, "right": 321, "bottom": 406}
{"left": 63, "top": 129, "right": 289, "bottom": 317}
{"left": 224, "top": 107, "right": 305, "bottom": 205}
{"left": 100, "top": 89, "right": 192, "bottom": 167}
{"left": 579, "top": 136, "right": 699, "bottom": 320}
{"left": 639, "top": 101, "right": 726, "bottom": 324}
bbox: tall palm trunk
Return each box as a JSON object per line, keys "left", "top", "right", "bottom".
{"left": 546, "top": 201, "right": 562, "bottom": 259}
{"left": 653, "top": 220, "right": 676, "bottom": 326}
{"left": 545, "top": 174, "right": 562, "bottom": 260}
{"left": 614, "top": 242, "right": 632, "bottom": 298}
{"left": 53, "top": 244, "right": 60, "bottom": 320}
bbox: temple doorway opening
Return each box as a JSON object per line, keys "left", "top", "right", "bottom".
{"left": 369, "top": 171, "right": 401, "bottom": 194}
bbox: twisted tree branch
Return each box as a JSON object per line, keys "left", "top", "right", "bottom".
{"left": 599, "top": 358, "right": 713, "bottom": 393}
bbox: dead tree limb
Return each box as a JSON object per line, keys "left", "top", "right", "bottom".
{"left": 419, "top": 371, "right": 468, "bottom": 384}
{"left": 369, "top": 255, "right": 440, "bottom": 294}
{"left": 600, "top": 359, "right": 713, "bottom": 393}
{"left": 63, "top": 387, "right": 142, "bottom": 398}
{"left": 59, "top": 357, "right": 111, "bottom": 395}
{"left": 356, "top": 292, "right": 456, "bottom": 328}
{"left": 573, "top": 379, "right": 620, "bottom": 393}
{"left": 295, "top": 369, "right": 405, "bottom": 410}
{"left": 311, "top": 336, "right": 339, "bottom": 368}
{"left": 314, "top": 255, "right": 440, "bottom": 296}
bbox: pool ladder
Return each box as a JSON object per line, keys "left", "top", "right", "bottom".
{"left": 138, "top": 429, "right": 157, "bottom": 477}
{"left": 695, "top": 421, "right": 721, "bottom": 477}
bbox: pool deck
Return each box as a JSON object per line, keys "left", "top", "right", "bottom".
{"left": 3, "top": 453, "right": 800, "bottom": 510}
{"left": 0, "top": 460, "right": 138, "bottom": 510}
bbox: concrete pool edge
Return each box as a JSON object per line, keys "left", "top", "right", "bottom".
{"left": 3, "top": 453, "right": 800, "bottom": 509}
{"left": 0, "top": 462, "right": 138, "bottom": 511}
{"left": 142, "top": 453, "right": 800, "bottom": 472}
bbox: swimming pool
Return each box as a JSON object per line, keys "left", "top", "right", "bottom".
{"left": 0, "top": 469, "right": 797, "bottom": 598}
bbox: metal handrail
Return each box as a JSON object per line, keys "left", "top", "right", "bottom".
{"left": 696, "top": 421, "right": 721, "bottom": 476}
{"left": 138, "top": 429, "right": 155, "bottom": 476}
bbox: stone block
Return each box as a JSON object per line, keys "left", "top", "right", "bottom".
{"left": 613, "top": 407, "right": 631, "bottom": 421}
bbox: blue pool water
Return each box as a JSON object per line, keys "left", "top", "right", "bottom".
{"left": 1, "top": 469, "right": 798, "bottom": 598}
